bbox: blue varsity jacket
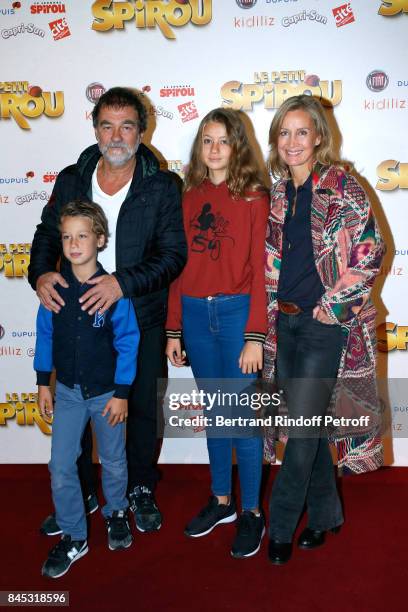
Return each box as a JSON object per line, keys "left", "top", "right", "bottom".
{"left": 34, "top": 264, "right": 139, "bottom": 399}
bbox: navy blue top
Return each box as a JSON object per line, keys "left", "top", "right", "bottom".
{"left": 277, "top": 174, "right": 325, "bottom": 309}
{"left": 34, "top": 264, "right": 140, "bottom": 399}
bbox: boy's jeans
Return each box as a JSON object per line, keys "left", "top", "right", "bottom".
{"left": 49, "top": 382, "right": 128, "bottom": 540}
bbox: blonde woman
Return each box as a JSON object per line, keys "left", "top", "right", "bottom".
{"left": 264, "top": 95, "right": 384, "bottom": 564}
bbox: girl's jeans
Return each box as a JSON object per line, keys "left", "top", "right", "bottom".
{"left": 182, "top": 294, "right": 263, "bottom": 510}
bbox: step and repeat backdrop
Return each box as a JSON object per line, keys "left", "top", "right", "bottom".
{"left": 0, "top": 0, "right": 407, "bottom": 463}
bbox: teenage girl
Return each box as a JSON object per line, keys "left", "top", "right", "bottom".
{"left": 165, "top": 108, "right": 269, "bottom": 558}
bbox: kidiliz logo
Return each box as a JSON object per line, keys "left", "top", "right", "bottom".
{"left": 332, "top": 3, "right": 355, "bottom": 27}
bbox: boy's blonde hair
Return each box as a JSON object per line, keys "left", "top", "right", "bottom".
{"left": 59, "top": 200, "right": 109, "bottom": 251}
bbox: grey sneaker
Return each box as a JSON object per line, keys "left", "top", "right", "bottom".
{"left": 106, "top": 510, "right": 133, "bottom": 551}
{"left": 129, "top": 486, "right": 162, "bottom": 532}
{"left": 42, "top": 535, "right": 88, "bottom": 579}
{"left": 39, "top": 494, "right": 99, "bottom": 536}
{"left": 185, "top": 496, "right": 237, "bottom": 537}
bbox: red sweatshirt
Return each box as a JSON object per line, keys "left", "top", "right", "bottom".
{"left": 166, "top": 180, "right": 269, "bottom": 343}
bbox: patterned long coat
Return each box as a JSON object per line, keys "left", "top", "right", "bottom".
{"left": 263, "top": 164, "right": 385, "bottom": 474}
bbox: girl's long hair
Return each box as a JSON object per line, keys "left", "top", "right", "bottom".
{"left": 268, "top": 95, "right": 343, "bottom": 179}
{"left": 184, "top": 108, "right": 267, "bottom": 198}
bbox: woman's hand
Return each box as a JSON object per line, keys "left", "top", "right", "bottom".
{"left": 313, "top": 305, "right": 336, "bottom": 325}
{"left": 239, "top": 341, "right": 263, "bottom": 374}
{"left": 166, "top": 338, "right": 187, "bottom": 367}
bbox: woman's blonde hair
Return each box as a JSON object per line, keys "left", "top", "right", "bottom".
{"left": 184, "top": 107, "right": 267, "bottom": 198}
{"left": 268, "top": 95, "right": 340, "bottom": 179}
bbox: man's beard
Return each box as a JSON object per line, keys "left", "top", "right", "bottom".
{"left": 98, "top": 141, "right": 138, "bottom": 167}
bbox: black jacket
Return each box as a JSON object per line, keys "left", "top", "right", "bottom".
{"left": 28, "top": 144, "right": 187, "bottom": 330}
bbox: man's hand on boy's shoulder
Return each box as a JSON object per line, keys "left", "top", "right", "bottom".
{"left": 102, "top": 397, "right": 128, "bottom": 427}
{"left": 79, "top": 274, "right": 123, "bottom": 316}
{"left": 36, "top": 272, "right": 68, "bottom": 313}
{"left": 38, "top": 386, "right": 54, "bottom": 418}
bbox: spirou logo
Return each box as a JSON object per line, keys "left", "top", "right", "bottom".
{"left": 0, "top": 393, "right": 51, "bottom": 435}
{"left": 378, "top": 0, "right": 408, "bottom": 15}
{"left": 91, "top": 0, "right": 212, "bottom": 41}
{"left": 31, "top": 2, "right": 66, "bottom": 14}
{"left": 0, "top": 81, "right": 64, "bottom": 130}
{"left": 160, "top": 85, "right": 195, "bottom": 98}
{"left": 377, "top": 323, "right": 408, "bottom": 351}
{"left": 43, "top": 172, "right": 59, "bottom": 183}
{"left": 0, "top": 243, "right": 31, "bottom": 278}
{"left": 221, "top": 70, "right": 342, "bottom": 111}
{"left": 376, "top": 160, "right": 408, "bottom": 190}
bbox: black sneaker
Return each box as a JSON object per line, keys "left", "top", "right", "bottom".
{"left": 40, "top": 514, "right": 63, "bottom": 537}
{"left": 42, "top": 535, "right": 88, "bottom": 579}
{"left": 129, "top": 486, "right": 162, "bottom": 532}
{"left": 231, "top": 511, "right": 265, "bottom": 558}
{"left": 185, "top": 496, "right": 237, "bottom": 538}
{"left": 39, "top": 494, "right": 99, "bottom": 536}
{"left": 106, "top": 510, "right": 133, "bottom": 551}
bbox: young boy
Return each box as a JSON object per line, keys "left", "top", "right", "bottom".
{"left": 34, "top": 199, "right": 139, "bottom": 579}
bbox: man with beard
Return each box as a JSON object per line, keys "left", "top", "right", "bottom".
{"left": 28, "top": 87, "right": 187, "bottom": 539}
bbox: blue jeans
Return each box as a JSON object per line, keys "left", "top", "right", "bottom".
{"left": 50, "top": 382, "right": 128, "bottom": 540}
{"left": 269, "top": 311, "right": 344, "bottom": 541}
{"left": 182, "top": 294, "right": 263, "bottom": 510}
